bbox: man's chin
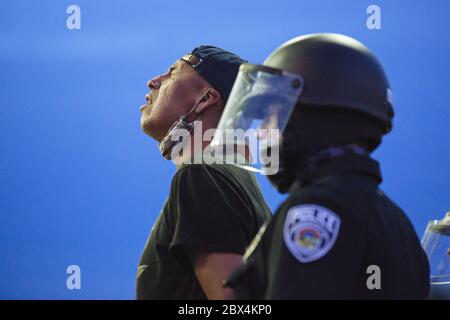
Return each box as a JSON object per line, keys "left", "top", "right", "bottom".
{"left": 140, "top": 116, "right": 164, "bottom": 142}
{"left": 140, "top": 116, "right": 154, "bottom": 137}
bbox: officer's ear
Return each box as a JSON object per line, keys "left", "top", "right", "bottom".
{"left": 194, "top": 88, "right": 222, "bottom": 115}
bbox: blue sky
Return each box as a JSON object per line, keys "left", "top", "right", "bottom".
{"left": 0, "top": 0, "right": 449, "bottom": 299}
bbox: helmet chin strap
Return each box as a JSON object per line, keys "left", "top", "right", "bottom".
{"left": 159, "top": 89, "right": 211, "bottom": 160}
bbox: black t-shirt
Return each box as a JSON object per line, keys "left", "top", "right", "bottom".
{"left": 136, "top": 163, "right": 272, "bottom": 299}
{"left": 228, "top": 154, "right": 430, "bottom": 299}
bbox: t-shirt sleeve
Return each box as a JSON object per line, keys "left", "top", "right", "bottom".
{"left": 168, "top": 165, "right": 253, "bottom": 267}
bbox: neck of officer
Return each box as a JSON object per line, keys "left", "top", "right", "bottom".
{"left": 292, "top": 144, "right": 382, "bottom": 188}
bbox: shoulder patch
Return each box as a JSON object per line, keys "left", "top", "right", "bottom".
{"left": 283, "top": 204, "right": 341, "bottom": 263}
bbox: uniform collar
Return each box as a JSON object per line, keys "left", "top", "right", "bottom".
{"left": 294, "top": 151, "right": 382, "bottom": 188}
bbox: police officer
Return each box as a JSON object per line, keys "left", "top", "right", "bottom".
{"left": 422, "top": 211, "right": 450, "bottom": 299}
{"left": 215, "top": 34, "right": 430, "bottom": 299}
{"left": 137, "top": 46, "right": 272, "bottom": 299}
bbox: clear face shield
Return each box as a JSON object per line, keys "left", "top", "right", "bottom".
{"left": 210, "top": 64, "right": 304, "bottom": 175}
{"left": 421, "top": 212, "right": 450, "bottom": 299}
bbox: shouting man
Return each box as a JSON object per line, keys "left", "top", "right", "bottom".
{"left": 137, "top": 46, "right": 272, "bottom": 299}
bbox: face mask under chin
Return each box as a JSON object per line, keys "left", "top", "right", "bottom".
{"left": 159, "top": 117, "right": 195, "bottom": 160}
{"left": 158, "top": 90, "right": 210, "bottom": 160}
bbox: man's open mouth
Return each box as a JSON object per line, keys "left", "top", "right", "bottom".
{"left": 141, "top": 93, "right": 154, "bottom": 112}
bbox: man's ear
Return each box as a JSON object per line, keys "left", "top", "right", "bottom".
{"left": 195, "top": 88, "right": 222, "bottom": 115}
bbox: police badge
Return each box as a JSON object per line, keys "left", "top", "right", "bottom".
{"left": 284, "top": 204, "right": 341, "bottom": 263}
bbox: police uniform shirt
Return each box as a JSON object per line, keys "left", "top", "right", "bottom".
{"left": 229, "top": 153, "right": 430, "bottom": 299}
{"left": 136, "top": 163, "right": 272, "bottom": 299}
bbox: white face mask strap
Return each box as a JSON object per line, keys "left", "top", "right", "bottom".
{"left": 180, "top": 88, "right": 211, "bottom": 122}
{"left": 159, "top": 88, "right": 212, "bottom": 160}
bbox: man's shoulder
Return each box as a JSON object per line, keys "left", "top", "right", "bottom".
{"left": 169, "top": 163, "right": 263, "bottom": 216}
{"left": 172, "top": 163, "right": 251, "bottom": 186}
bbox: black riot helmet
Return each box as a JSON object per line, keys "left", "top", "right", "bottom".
{"left": 264, "top": 33, "right": 394, "bottom": 132}
{"left": 211, "top": 33, "right": 394, "bottom": 190}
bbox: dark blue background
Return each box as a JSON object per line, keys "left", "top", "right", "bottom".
{"left": 0, "top": 0, "right": 449, "bottom": 299}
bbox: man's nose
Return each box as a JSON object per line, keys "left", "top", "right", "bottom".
{"left": 147, "top": 76, "right": 162, "bottom": 91}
